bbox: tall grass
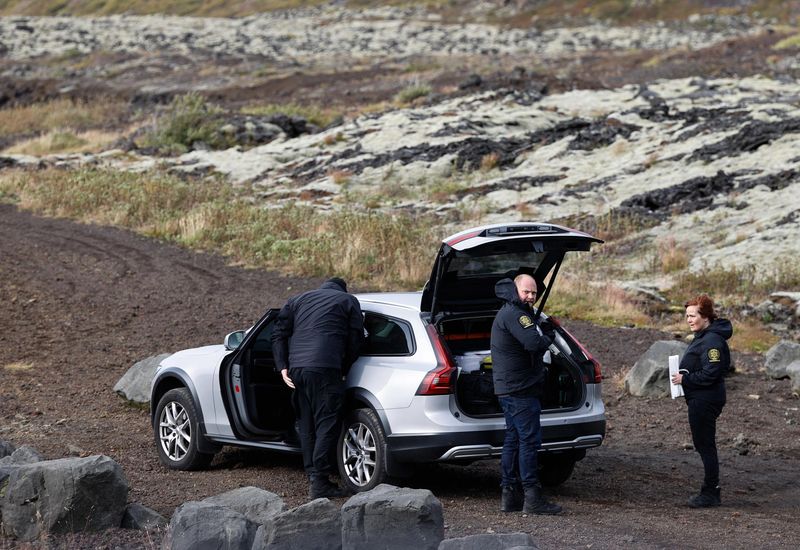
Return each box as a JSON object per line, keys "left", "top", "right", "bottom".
{"left": 0, "top": 168, "right": 435, "bottom": 290}
{"left": 0, "top": 98, "right": 127, "bottom": 139}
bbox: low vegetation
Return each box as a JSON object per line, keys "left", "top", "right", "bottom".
{"left": 1, "top": 165, "right": 795, "bottom": 351}
{"left": 0, "top": 167, "right": 434, "bottom": 290}
{"left": 136, "top": 93, "right": 235, "bottom": 155}
{"left": 2, "top": 1, "right": 796, "bottom": 24}
{"left": 242, "top": 102, "right": 342, "bottom": 129}
{"left": 394, "top": 83, "right": 432, "bottom": 105}
{"left": 0, "top": 98, "right": 128, "bottom": 153}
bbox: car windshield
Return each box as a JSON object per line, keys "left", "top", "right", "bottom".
{"left": 446, "top": 250, "right": 547, "bottom": 277}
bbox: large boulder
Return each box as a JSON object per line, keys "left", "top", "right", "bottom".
{"left": 113, "top": 353, "right": 171, "bottom": 404}
{"left": 341, "top": 484, "right": 444, "bottom": 550}
{"left": 0, "top": 445, "right": 42, "bottom": 467}
{"left": 439, "top": 532, "right": 538, "bottom": 550}
{"left": 0, "top": 455, "right": 128, "bottom": 542}
{"left": 254, "top": 497, "right": 341, "bottom": 550}
{"left": 764, "top": 340, "right": 800, "bottom": 379}
{"left": 164, "top": 501, "right": 258, "bottom": 550}
{"left": 625, "top": 340, "right": 688, "bottom": 397}
{"left": 0, "top": 440, "right": 15, "bottom": 459}
{"left": 202, "top": 486, "right": 286, "bottom": 526}
{"left": 787, "top": 361, "right": 800, "bottom": 393}
{"left": 0, "top": 445, "right": 43, "bottom": 498}
{"left": 121, "top": 502, "right": 168, "bottom": 530}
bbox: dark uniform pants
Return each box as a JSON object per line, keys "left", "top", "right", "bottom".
{"left": 290, "top": 368, "right": 344, "bottom": 481}
{"left": 499, "top": 394, "right": 543, "bottom": 489}
{"left": 687, "top": 398, "right": 723, "bottom": 488}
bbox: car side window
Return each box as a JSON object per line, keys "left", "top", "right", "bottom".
{"left": 362, "top": 313, "right": 414, "bottom": 356}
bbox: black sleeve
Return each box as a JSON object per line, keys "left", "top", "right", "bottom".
{"left": 271, "top": 301, "right": 294, "bottom": 372}
{"left": 344, "top": 297, "right": 364, "bottom": 370}
{"left": 504, "top": 312, "right": 553, "bottom": 353}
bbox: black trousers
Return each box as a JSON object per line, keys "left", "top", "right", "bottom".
{"left": 289, "top": 368, "right": 344, "bottom": 481}
{"left": 687, "top": 398, "right": 723, "bottom": 488}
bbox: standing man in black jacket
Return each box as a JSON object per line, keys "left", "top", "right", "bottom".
{"left": 491, "top": 274, "right": 562, "bottom": 515}
{"left": 272, "top": 277, "right": 364, "bottom": 499}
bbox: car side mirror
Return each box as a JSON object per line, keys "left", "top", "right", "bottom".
{"left": 224, "top": 330, "right": 246, "bottom": 351}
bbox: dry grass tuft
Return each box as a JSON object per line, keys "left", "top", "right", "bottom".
{"left": 5, "top": 361, "right": 34, "bottom": 371}
{"left": 545, "top": 275, "right": 651, "bottom": 327}
{"left": 4, "top": 129, "right": 122, "bottom": 155}
{"left": 479, "top": 152, "right": 500, "bottom": 171}
{"left": 0, "top": 98, "right": 127, "bottom": 139}
{"left": 657, "top": 236, "right": 690, "bottom": 273}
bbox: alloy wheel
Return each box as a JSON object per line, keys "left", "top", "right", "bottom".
{"left": 159, "top": 401, "right": 191, "bottom": 462}
{"left": 341, "top": 422, "right": 377, "bottom": 487}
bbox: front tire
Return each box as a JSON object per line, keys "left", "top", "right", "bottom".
{"left": 154, "top": 388, "right": 214, "bottom": 470}
{"left": 337, "top": 408, "right": 388, "bottom": 492}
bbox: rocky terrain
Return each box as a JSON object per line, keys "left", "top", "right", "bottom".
{"left": 1, "top": 203, "right": 799, "bottom": 550}
{"left": 2, "top": 6, "right": 800, "bottom": 286}
{"left": 2, "top": 2, "right": 800, "bottom": 548}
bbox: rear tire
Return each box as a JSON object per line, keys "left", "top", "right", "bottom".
{"left": 538, "top": 452, "right": 576, "bottom": 487}
{"left": 154, "top": 388, "right": 214, "bottom": 470}
{"left": 337, "top": 408, "right": 388, "bottom": 493}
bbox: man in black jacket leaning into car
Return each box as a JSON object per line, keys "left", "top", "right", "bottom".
{"left": 491, "top": 274, "right": 562, "bottom": 514}
{"left": 272, "top": 277, "right": 364, "bottom": 499}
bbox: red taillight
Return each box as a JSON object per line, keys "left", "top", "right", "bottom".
{"left": 416, "top": 324, "right": 457, "bottom": 395}
{"left": 589, "top": 357, "right": 603, "bottom": 384}
{"left": 557, "top": 323, "right": 603, "bottom": 383}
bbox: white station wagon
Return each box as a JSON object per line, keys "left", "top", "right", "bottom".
{"left": 151, "top": 222, "right": 606, "bottom": 492}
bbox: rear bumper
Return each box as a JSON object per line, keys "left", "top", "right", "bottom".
{"left": 386, "top": 419, "right": 606, "bottom": 463}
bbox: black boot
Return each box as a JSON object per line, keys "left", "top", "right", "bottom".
{"left": 500, "top": 484, "right": 523, "bottom": 512}
{"left": 309, "top": 476, "right": 346, "bottom": 499}
{"left": 688, "top": 485, "right": 721, "bottom": 508}
{"left": 523, "top": 485, "right": 562, "bottom": 515}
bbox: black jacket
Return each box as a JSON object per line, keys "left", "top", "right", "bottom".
{"left": 271, "top": 280, "right": 364, "bottom": 373}
{"left": 679, "top": 318, "right": 732, "bottom": 405}
{"left": 490, "top": 278, "right": 554, "bottom": 397}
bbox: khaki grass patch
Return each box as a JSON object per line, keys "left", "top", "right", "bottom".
{"left": 4, "top": 361, "right": 34, "bottom": 371}
{"left": 0, "top": 98, "right": 127, "bottom": 138}
{"left": 729, "top": 320, "right": 780, "bottom": 353}
{"left": 242, "top": 102, "right": 342, "bottom": 129}
{"left": 0, "top": 167, "right": 436, "bottom": 290}
{"left": 773, "top": 34, "right": 800, "bottom": 50}
{"left": 4, "top": 129, "right": 122, "bottom": 155}
{"left": 544, "top": 275, "right": 650, "bottom": 327}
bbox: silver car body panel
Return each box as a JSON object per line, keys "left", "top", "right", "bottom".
{"left": 151, "top": 222, "right": 606, "bottom": 467}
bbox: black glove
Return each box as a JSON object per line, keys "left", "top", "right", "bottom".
{"left": 539, "top": 318, "right": 556, "bottom": 334}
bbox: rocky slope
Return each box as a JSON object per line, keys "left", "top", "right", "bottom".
{"left": 2, "top": 6, "right": 799, "bottom": 286}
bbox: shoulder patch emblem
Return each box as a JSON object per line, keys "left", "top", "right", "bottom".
{"left": 518, "top": 315, "right": 533, "bottom": 328}
{"left": 708, "top": 348, "right": 721, "bottom": 362}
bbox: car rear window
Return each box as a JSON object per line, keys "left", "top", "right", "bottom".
{"left": 361, "top": 313, "right": 414, "bottom": 356}
{"left": 447, "top": 249, "right": 547, "bottom": 277}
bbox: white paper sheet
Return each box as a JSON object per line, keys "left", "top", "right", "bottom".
{"left": 669, "top": 354, "right": 684, "bottom": 399}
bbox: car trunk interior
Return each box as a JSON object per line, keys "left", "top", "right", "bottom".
{"left": 439, "top": 315, "right": 584, "bottom": 417}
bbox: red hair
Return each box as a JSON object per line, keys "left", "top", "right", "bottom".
{"left": 684, "top": 294, "right": 716, "bottom": 320}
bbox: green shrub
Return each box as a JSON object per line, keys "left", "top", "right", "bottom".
{"left": 138, "top": 93, "right": 234, "bottom": 155}
{"left": 394, "top": 83, "right": 432, "bottom": 105}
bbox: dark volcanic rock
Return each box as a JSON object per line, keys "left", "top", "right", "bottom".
{"left": 689, "top": 118, "right": 800, "bottom": 162}
{"left": 619, "top": 170, "right": 735, "bottom": 217}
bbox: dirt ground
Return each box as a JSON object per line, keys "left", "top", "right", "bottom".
{"left": 1, "top": 203, "right": 798, "bottom": 549}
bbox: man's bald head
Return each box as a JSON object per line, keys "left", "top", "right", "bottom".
{"left": 514, "top": 274, "right": 538, "bottom": 305}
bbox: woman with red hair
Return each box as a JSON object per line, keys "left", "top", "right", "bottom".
{"left": 671, "top": 294, "right": 732, "bottom": 508}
